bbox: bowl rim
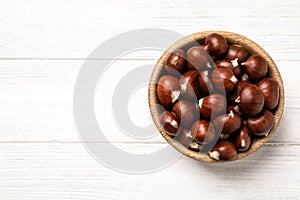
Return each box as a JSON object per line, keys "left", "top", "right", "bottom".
{"left": 148, "top": 30, "right": 285, "bottom": 163}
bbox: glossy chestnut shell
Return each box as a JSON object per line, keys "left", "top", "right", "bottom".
{"left": 213, "top": 110, "right": 242, "bottom": 135}
{"left": 187, "top": 46, "right": 211, "bottom": 70}
{"left": 191, "top": 120, "right": 216, "bottom": 144}
{"left": 179, "top": 70, "right": 201, "bottom": 100}
{"left": 226, "top": 44, "right": 249, "bottom": 63}
{"left": 198, "top": 94, "right": 226, "bottom": 120}
{"left": 157, "top": 75, "right": 180, "bottom": 109}
{"left": 202, "top": 33, "right": 228, "bottom": 56}
{"left": 247, "top": 110, "right": 275, "bottom": 136}
{"left": 172, "top": 100, "right": 198, "bottom": 127}
{"left": 159, "top": 111, "right": 179, "bottom": 136}
{"left": 234, "top": 126, "right": 251, "bottom": 152}
{"left": 209, "top": 141, "right": 237, "bottom": 161}
{"left": 237, "top": 84, "right": 265, "bottom": 116}
{"left": 198, "top": 70, "right": 214, "bottom": 94}
{"left": 165, "top": 49, "right": 186, "bottom": 76}
{"left": 258, "top": 78, "right": 280, "bottom": 110}
{"left": 212, "top": 67, "right": 238, "bottom": 94}
{"left": 242, "top": 54, "right": 268, "bottom": 82}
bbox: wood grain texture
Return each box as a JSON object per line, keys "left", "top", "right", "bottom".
{"left": 0, "top": 143, "right": 299, "bottom": 200}
{"left": 0, "top": 0, "right": 299, "bottom": 60}
{"left": 0, "top": 0, "right": 299, "bottom": 199}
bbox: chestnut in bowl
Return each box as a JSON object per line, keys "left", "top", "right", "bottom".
{"left": 149, "top": 31, "right": 284, "bottom": 163}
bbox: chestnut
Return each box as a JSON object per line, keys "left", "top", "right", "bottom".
{"left": 176, "top": 129, "right": 194, "bottom": 148}
{"left": 226, "top": 44, "right": 249, "bottom": 63}
{"left": 157, "top": 75, "right": 180, "bottom": 109}
{"left": 247, "top": 110, "right": 275, "bottom": 136}
{"left": 191, "top": 120, "right": 216, "bottom": 144}
{"left": 198, "top": 70, "right": 214, "bottom": 93}
{"left": 159, "top": 111, "right": 179, "bottom": 136}
{"left": 215, "top": 59, "right": 243, "bottom": 79}
{"left": 198, "top": 94, "right": 226, "bottom": 120}
{"left": 236, "top": 84, "right": 265, "bottom": 116}
{"left": 208, "top": 141, "right": 237, "bottom": 161}
{"left": 241, "top": 54, "right": 268, "bottom": 82}
{"left": 228, "top": 80, "right": 250, "bottom": 103}
{"left": 187, "top": 46, "right": 211, "bottom": 70}
{"left": 211, "top": 67, "right": 238, "bottom": 94}
{"left": 179, "top": 70, "right": 201, "bottom": 100}
{"left": 202, "top": 33, "right": 228, "bottom": 56}
{"left": 173, "top": 100, "right": 198, "bottom": 127}
{"left": 213, "top": 110, "right": 242, "bottom": 135}
{"left": 165, "top": 49, "right": 186, "bottom": 76}
{"left": 234, "top": 126, "right": 251, "bottom": 152}
{"left": 258, "top": 78, "right": 280, "bottom": 110}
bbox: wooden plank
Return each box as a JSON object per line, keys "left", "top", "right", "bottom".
{"left": 0, "top": 60, "right": 298, "bottom": 143}
{"left": 0, "top": 0, "right": 299, "bottom": 59}
{"left": 0, "top": 143, "right": 299, "bottom": 199}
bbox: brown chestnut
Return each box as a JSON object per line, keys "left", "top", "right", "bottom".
{"left": 191, "top": 120, "right": 216, "bottom": 144}
{"left": 213, "top": 110, "right": 242, "bottom": 135}
{"left": 198, "top": 94, "right": 226, "bottom": 120}
{"left": 165, "top": 49, "right": 186, "bottom": 76}
{"left": 234, "top": 126, "right": 251, "bottom": 152}
{"left": 187, "top": 46, "right": 212, "bottom": 70}
{"left": 241, "top": 54, "right": 268, "bottom": 82}
{"left": 226, "top": 44, "right": 249, "bottom": 63}
{"left": 159, "top": 111, "right": 179, "bottom": 136}
{"left": 202, "top": 33, "right": 228, "bottom": 56}
{"left": 212, "top": 67, "right": 238, "bottom": 94}
{"left": 176, "top": 129, "right": 194, "bottom": 148}
{"left": 173, "top": 100, "right": 198, "bottom": 127}
{"left": 198, "top": 70, "right": 214, "bottom": 93}
{"left": 228, "top": 80, "right": 250, "bottom": 103}
{"left": 236, "top": 84, "right": 265, "bottom": 116}
{"left": 157, "top": 75, "right": 180, "bottom": 109}
{"left": 247, "top": 110, "right": 275, "bottom": 136}
{"left": 258, "top": 78, "right": 280, "bottom": 110}
{"left": 179, "top": 70, "right": 201, "bottom": 100}
{"left": 215, "top": 59, "right": 243, "bottom": 79}
{"left": 208, "top": 141, "right": 237, "bottom": 161}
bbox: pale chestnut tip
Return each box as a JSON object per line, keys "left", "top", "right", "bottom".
{"left": 230, "top": 75, "right": 238, "bottom": 84}
{"left": 180, "top": 78, "right": 190, "bottom": 93}
{"left": 186, "top": 131, "right": 193, "bottom": 139}
{"left": 203, "top": 70, "right": 209, "bottom": 76}
{"left": 235, "top": 96, "right": 241, "bottom": 103}
{"left": 234, "top": 105, "right": 240, "bottom": 113}
{"left": 220, "top": 133, "right": 230, "bottom": 140}
{"left": 231, "top": 58, "right": 239, "bottom": 68}
{"left": 241, "top": 73, "right": 249, "bottom": 81}
{"left": 228, "top": 110, "right": 235, "bottom": 118}
{"left": 208, "top": 151, "right": 220, "bottom": 160}
{"left": 170, "top": 120, "right": 178, "bottom": 129}
{"left": 170, "top": 55, "right": 178, "bottom": 65}
{"left": 171, "top": 90, "right": 181, "bottom": 103}
{"left": 207, "top": 62, "right": 213, "bottom": 68}
{"left": 190, "top": 142, "right": 200, "bottom": 150}
{"left": 198, "top": 98, "right": 204, "bottom": 108}
{"left": 241, "top": 139, "right": 246, "bottom": 147}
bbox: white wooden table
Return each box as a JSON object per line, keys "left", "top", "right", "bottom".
{"left": 0, "top": 0, "right": 299, "bottom": 199}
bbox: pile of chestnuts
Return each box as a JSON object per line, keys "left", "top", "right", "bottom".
{"left": 156, "top": 33, "right": 280, "bottom": 161}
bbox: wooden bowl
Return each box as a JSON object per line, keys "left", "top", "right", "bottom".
{"left": 148, "top": 30, "right": 284, "bottom": 162}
